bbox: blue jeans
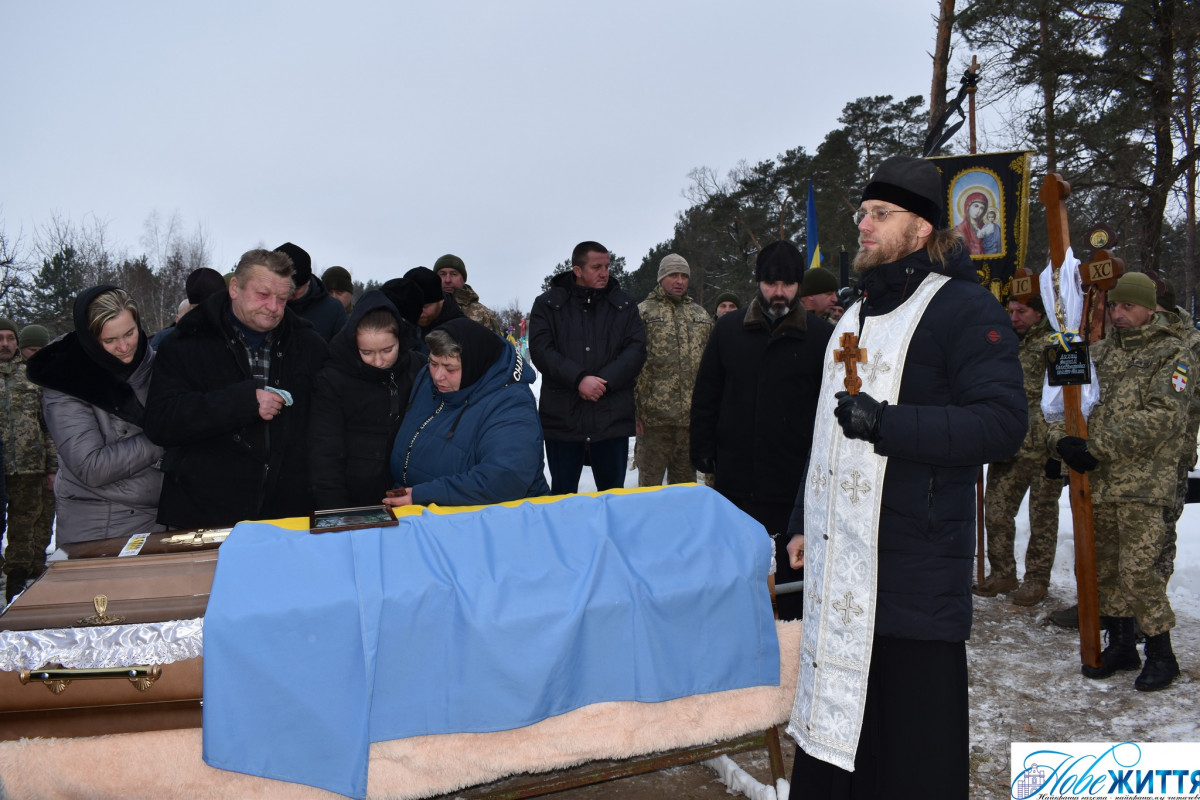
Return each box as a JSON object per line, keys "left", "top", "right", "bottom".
{"left": 545, "top": 438, "right": 629, "bottom": 495}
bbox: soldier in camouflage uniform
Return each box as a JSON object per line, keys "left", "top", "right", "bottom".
{"left": 635, "top": 254, "right": 712, "bottom": 486}
{"left": 0, "top": 318, "right": 58, "bottom": 602}
{"left": 1048, "top": 272, "right": 1188, "bottom": 691}
{"left": 1153, "top": 282, "right": 1200, "bottom": 582}
{"left": 975, "top": 296, "right": 1062, "bottom": 605}
{"left": 434, "top": 254, "right": 503, "bottom": 335}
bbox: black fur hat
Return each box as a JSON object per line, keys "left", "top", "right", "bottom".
{"left": 755, "top": 241, "right": 804, "bottom": 284}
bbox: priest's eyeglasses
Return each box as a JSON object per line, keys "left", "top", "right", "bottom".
{"left": 853, "top": 208, "right": 916, "bottom": 225}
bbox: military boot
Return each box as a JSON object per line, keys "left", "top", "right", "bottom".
{"left": 972, "top": 573, "right": 1018, "bottom": 597}
{"left": 1134, "top": 631, "right": 1180, "bottom": 692}
{"left": 1011, "top": 581, "right": 1048, "bottom": 607}
{"left": 1081, "top": 617, "right": 1141, "bottom": 679}
{"left": 1047, "top": 604, "right": 1078, "bottom": 628}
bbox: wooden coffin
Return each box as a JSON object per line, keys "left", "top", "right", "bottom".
{"left": 0, "top": 533, "right": 219, "bottom": 740}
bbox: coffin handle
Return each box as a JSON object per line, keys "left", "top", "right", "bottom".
{"left": 19, "top": 665, "right": 162, "bottom": 695}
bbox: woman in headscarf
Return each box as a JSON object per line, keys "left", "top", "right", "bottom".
{"left": 310, "top": 290, "right": 424, "bottom": 509}
{"left": 26, "top": 286, "right": 164, "bottom": 545}
{"left": 385, "top": 317, "right": 548, "bottom": 508}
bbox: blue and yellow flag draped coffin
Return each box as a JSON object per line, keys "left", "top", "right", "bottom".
{"left": 201, "top": 485, "right": 779, "bottom": 799}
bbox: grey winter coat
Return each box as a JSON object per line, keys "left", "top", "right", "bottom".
{"left": 28, "top": 286, "right": 167, "bottom": 545}
{"left": 41, "top": 347, "right": 164, "bottom": 545}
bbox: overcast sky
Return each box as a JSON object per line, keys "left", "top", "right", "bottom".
{"left": 3, "top": 1, "right": 944, "bottom": 314}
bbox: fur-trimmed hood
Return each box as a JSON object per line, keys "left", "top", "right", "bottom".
{"left": 27, "top": 331, "right": 154, "bottom": 425}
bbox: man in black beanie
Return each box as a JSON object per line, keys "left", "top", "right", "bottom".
{"left": 276, "top": 242, "right": 346, "bottom": 343}
{"left": 784, "top": 156, "right": 1026, "bottom": 797}
{"left": 403, "top": 266, "right": 464, "bottom": 336}
{"left": 689, "top": 239, "right": 833, "bottom": 620}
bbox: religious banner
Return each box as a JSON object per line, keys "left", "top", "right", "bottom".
{"left": 928, "top": 150, "right": 1034, "bottom": 303}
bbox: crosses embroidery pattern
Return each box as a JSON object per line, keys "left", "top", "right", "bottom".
{"left": 810, "top": 465, "right": 828, "bottom": 496}
{"left": 840, "top": 469, "right": 871, "bottom": 505}
{"left": 833, "top": 591, "right": 864, "bottom": 625}
{"left": 861, "top": 352, "right": 892, "bottom": 383}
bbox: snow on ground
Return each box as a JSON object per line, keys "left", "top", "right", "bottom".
{"left": 966, "top": 488, "right": 1200, "bottom": 799}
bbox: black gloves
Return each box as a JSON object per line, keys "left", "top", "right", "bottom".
{"left": 834, "top": 391, "right": 887, "bottom": 444}
{"left": 692, "top": 456, "right": 716, "bottom": 474}
{"left": 1056, "top": 436, "right": 1099, "bottom": 473}
{"left": 1044, "top": 459, "right": 1062, "bottom": 480}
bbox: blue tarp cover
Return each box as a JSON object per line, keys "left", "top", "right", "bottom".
{"left": 201, "top": 485, "right": 779, "bottom": 798}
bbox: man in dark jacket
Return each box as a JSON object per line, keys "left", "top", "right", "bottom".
{"left": 143, "top": 248, "right": 329, "bottom": 529}
{"left": 785, "top": 156, "right": 1026, "bottom": 797}
{"left": 529, "top": 241, "right": 646, "bottom": 494}
{"left": 690, "top": 240, "right": 833, "bottom": 620}
{"left": 277, "top": 242, "right": 346, "bottom": 343}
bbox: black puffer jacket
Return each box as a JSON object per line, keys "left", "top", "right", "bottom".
{"left": 690, "top": 299, "right": 833, "bottom": 508}
{"left": 310, "top": 291, "right": 423, "bottom": 509}
{"left": 790, "top": 246, "right": 1026, "bottom": 641}
{"left": 529, "top": 271, "right": 647, "bottom": 442}
{"left": 142, "top": 292, "right": 329, "bottom": 529}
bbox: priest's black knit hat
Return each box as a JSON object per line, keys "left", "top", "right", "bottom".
{"left": 274, "top": 242, "right": 312, "bottom": 286}
{"left": 861, "top": 156, "right": 944, "bottom": 227}
{"left": 755, "top": 241, "right": 804, "bottom": 284}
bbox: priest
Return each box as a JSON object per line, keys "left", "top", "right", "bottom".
{"left": 785, "top": 156, "right": 1026, "bottom": 797}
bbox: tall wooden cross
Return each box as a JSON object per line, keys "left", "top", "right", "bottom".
{"left": 834, "top": 332, "right": 867, "bottom": 395}
{"left": 1038, "top": 173, "right": 1102, "bottom": 670}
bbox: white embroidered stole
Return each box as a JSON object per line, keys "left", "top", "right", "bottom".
{"left": 787, "top": 273, "right": 950, "bottom": 771}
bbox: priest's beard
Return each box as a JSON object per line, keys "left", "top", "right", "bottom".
{"left": 759, "top": 288, "right": 798, "bottom": 321}
{"left": 853, "top": 218, "right": 923, "bottom": 275}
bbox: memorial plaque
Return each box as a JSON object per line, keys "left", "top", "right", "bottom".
{"left": 1045, "top": 342, "right": 1092, "bottom": 386}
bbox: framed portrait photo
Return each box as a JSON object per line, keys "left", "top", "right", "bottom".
{"left": 309, "top": 505, "right": 399, "bottom": 533}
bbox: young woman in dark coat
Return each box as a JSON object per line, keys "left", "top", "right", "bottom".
{"left": 309, "top": 290, "right": 424, "bottom": 509}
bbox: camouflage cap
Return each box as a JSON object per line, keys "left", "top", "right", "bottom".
{"left": 322, "top": 266, "right": 354, "bottom": 294}
{"left": 657, "top": 253, "right": 690, "bottom": 282}
{"left": 801, "top": 267, "right": 839, "bottom": 297}
{"left": 18, "top": 324, "right": 49, "bottom": 348}
{"left": 1107, "top": 272, "right": 1156, "bottom": 310}
{"left": 434, "top": 254, "right": 467, "bottom": 282}
{"left": 713, "top": 291, "right": 741, "bottom": 309}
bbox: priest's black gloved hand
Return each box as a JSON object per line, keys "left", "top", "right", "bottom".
{"left": 834, "top": 391, "right": 887, "bottom": 444}
{"left": 1044, "top": 458, "right": 1062, "bottom": 480}
{"left": 692, "top": 456, "right": 716, "bottom": 474}
{"left": 1056, "top": 436, "right": 1099, "bottom": 472}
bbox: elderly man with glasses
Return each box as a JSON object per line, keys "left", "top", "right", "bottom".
{"left": 783, "top": 156, "right": 1026, "bottom": 798}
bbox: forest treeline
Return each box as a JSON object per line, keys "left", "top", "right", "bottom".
{"left": 3, "top": 1, "right": 1197, "bottom": 331}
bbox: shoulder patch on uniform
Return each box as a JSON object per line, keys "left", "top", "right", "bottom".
{"left": 986, "top": 328, "right": 1001, "bottom": 344}
{"left": 1172, "top": 362, "right": 1189, "bottom": 393}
